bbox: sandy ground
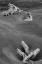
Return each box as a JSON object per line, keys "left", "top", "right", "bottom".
{"left": 0, "top": 9, "right": 42, "bottom": 64}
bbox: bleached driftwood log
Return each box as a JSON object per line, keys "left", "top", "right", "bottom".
{"left": 21, "top": 41, "right": 29, "bottom": 54}
{"left": 23, "top": 48, "right": 40, "bottom": 63}
{"left": 17, "top": 48, "right": 27, "bottom": 59}
{"left": 17, "top": 41, "right": 40, "bottom": 63}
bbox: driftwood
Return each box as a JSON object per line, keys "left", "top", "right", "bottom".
{"left": 17, "top": 41, "right": 40, "bottom": 63}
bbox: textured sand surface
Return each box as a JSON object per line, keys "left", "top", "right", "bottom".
{"left": 0, "top": 9, "right": 42, "bottom": 64}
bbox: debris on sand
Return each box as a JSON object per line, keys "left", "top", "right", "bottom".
{"left": 17, "top": 41, "right": 40, "bottom": 63}
{"left": 0, "top": 3, "right": 23, "bottom": 16}
{"left": 8, "top": 3, "right": 23, "bottom": 13}
{"left": 1, "top": 11, "right": 9, "bottom": 16}
{"left": 23, "top": 12, "right": 33, "bottom": 21}
{"left": 0, "top": 3, "right": 33, "bottom": 21}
